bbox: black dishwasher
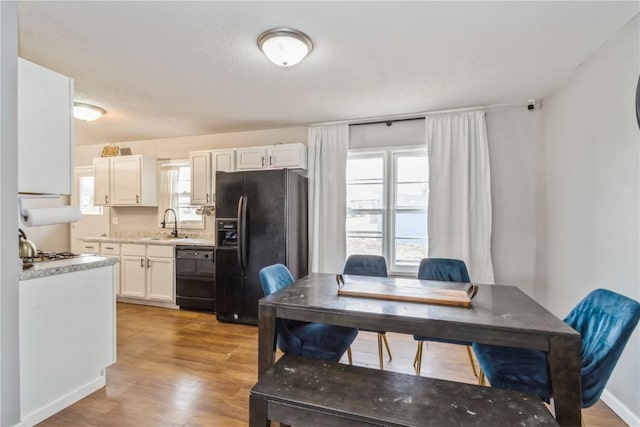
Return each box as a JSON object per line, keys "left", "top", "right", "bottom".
{"left": 175, "top": 246, "right": 215, "bottom": 312}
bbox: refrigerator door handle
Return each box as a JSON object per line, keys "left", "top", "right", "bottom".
{"left": 237, "top": 195, "right": 248, "bottom": 271}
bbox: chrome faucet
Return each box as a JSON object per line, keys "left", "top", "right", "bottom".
{"left": 161, "top": 208, "right": 179, "bottom": 238}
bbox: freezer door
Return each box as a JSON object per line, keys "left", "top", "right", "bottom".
{"left": 214, "top": 248, "right": 243, "bottom": 322}
{"left": 215, "top": 171, "right": 244, "bottom": 219}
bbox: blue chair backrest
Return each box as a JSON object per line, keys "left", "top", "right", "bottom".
{"left": 343, "top": 255, "right": 388, "bottom": 277}
{"left": 259, "top": 264, "right": 295, "bottom": 296}
{"left": 563, "top": 288, "right": 640, "bottom": 407}
{"left": 417, "top": 258, "right": 470, "bottom": 283}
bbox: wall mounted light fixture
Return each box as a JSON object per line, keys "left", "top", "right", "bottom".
{"left": 257, "top": 28, "right": 313, "bottom": 67}
{"left": 73, "top": 102, "right": 106, "bottom": 121}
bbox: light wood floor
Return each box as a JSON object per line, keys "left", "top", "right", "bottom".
{"left": 39, "top": 303, "right": 627, "bottom": 426}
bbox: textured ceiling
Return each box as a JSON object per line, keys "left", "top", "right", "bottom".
{"left": 17, "top": 1, "right": 639, "bottom": 146}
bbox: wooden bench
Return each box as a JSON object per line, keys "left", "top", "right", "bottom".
{"left": 250, "top": 354, "right": 559, "bottom": 427}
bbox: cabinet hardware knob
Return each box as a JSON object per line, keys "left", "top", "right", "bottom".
{"left": 105, "top": 195, "right": 108, "bottom": 204}
{"left": 140, "top": 258, "right": 144, "bottom": 268}
{"left": 147, "top": 259, "right": 150, "bottom": 268}
{"left": 206, "top": 193, "right": 209, "bottom": 203}
{"left": 261, "top": 156, "right": 265, "bottom": 167}
{"left": 136, "top": 195, "right": 140, "bottom": 204}
{"left": 269, "top": 155, "right": 272, "bottom": 166}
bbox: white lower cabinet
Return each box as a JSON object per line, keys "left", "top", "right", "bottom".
{"left": 100, "top": 243, "right": 121, "bottom": 296}
{"left": 121, "top": 244, "right": 174, "bottom": 302}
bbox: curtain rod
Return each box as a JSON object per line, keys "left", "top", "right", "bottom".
{"left": 313, "top": 100, "right": 532, "bottom": 127}
{"left": 349, "top": 117, "right": 425, "bottom": 127}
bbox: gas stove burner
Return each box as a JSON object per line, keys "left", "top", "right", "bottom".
{"left": 23, "top": 251, "right": 82, "bottom": 263}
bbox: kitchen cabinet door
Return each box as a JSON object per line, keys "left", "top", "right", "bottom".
{"left": 110, "top": 156, "right": 141, "bottom": 205}
{"left": 93, "top": 158, "right": 111, "bottom": 206}
{"left": 121, "top": 255, "right": 146, "bottom": 298}
{"left": 236, "top": 147, "right": 269, "bottom": 170}
{"left": 18, "top": 58, "right": 73, "bottom": 195}
{"left": 100, "top": 244, "right": 121, "bottom": 296}
{"left": 211, "top": 149, "right": 236, "bottom": 201}
{"left": 190, "top": 151, "right": 211, "bottom": 206}
{"left": 270, "top": 143, "right": 307, "bottom": 169}
{"left": 147, "top": 256, "right": 174, "bottom": 301}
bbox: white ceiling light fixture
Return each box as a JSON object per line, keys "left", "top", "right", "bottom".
{"left": 257, "top": 28, "right": 313, "bottom": 67}
{"left": 73, "top": 102, "right": 106, "bottom": 121}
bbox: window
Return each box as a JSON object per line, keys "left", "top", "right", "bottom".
{"left": 78, "top": 175, "right": 103, "bottom": 215}
{"left": 346, "top": 147, "right": 427, "bottom": 273}
{"left": 158, "top": 161, "right": 204, "bottom": 229}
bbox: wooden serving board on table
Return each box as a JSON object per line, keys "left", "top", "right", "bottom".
{"left": 337, "top": 276, "right": 476, "bottom": 308}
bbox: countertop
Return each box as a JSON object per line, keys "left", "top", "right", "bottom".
{"left": 20, "top": 255, "right": 119, "bottom": 281}
{"left": 80, "top": 236, "right": 215, "bottom": 247}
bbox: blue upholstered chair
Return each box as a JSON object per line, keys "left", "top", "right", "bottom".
{"left": 473, "top": 289, "right": 640, "bottom": 410}
{"left": 343, "top": 255, "right": 391, "bottom": 369}
{"left": 259, "top": 264, "right": 359, "bottom": 363}
{"left": 413, "top": 258, "right": 478, "bottom": 377}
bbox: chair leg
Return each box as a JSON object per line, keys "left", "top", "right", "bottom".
{"left": 478, "top": 369, "right": 486, "bottom": 386}
{"left": 377, "top": 334, "right": 384, "bottom": 370}
{"left": 465, "top": 346, "right": 478, "bottom": 378}
{"left": 382, "top": 333, "right": 392, "bottom": 361}
{"left": 414, "top": 341, "right": 423, "bottom": 376}
{"left": 347, "top": 346, "right": 353, "bottom": 365}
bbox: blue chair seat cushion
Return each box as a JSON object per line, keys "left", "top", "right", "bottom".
{"left": 413, "top": 335, "right": 472, "bottom": 346}
{"left": 472, "top": 343, "right": 551, "bottom": 402}
{"left": 279, "top": 320, "right": 359, "bottom": 363}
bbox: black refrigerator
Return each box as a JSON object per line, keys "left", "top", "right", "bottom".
{"left": 214, "top": 169, "right": 308, "bottom": 325}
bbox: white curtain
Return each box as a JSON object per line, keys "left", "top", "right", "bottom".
{"left": 426, "top": 111, "right": 495, "bottom": 284}
{"left": 308, "top": 124, "right": 349, "bottom": 273}
{"left": 157, "top": 164, "right": 180, "bottom": 226}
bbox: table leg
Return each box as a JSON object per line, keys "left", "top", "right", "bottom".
{"left": 548, "top": 335, "right": 582, "bottom": 426}
{"left": 249, "top": 394, "right": 268, "bottom": 427}
{"left": 258, "top": 303, "right": 276, "bottom": 377}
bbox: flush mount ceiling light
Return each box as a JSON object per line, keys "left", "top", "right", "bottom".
{"left": 257, "top": 28, "right": 313, "bottom": 67}
{"left": 73, "top": 102, "right": 106, "bottom": 121}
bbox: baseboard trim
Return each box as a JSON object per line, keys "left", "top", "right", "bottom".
{"left": 20, "top": 375, "right": 106, "bottom": 427}
{"left": 116, "top": 296, "right": 179, "bottom": 309}
{"left": 601, "top": 389, "right": 640, "bottom": 426}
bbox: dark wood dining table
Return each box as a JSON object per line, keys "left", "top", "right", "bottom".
{"left": 257, "top": 273, "right": 582, "bottom": 426}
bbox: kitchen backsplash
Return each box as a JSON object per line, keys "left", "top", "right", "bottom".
{"left": 110, "top": 207, "right": 215, "bottom": 241}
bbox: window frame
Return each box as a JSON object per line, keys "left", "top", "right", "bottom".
{"left": 347, "top": 145, "right": 427, "bottom": 275}
{"left": 158, "top": 160, "right": 204, "bottom": 230}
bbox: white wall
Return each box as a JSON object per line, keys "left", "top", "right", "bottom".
{"left": 539, "top": 15, "right": 640, "bottom": 424}
{"left": 0, "top": 2, "right": 22, "bottom": 425}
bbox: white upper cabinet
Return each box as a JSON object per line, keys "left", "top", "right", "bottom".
{"left": 93, "top": 157, "right": 111, "bottom": 206}
{"left": 190, "top": 149, "right": 236, "bottom": 205}
{"left": 18, "top": 58, "right": 73, "bottom": 195}
{"left": 190, "top": 151, "right": 212, "bottom": 206}
{"left": 236, "top": 143, "right": 307, "bottom": 171}
{"left": 236, "top": 146, "right": 269, "bottom": 170}
{"left": 270, "top": 143, "right": 308, "bottom": 169}
{"left": 93, "top": 155, "right": 158, "bottom": 206}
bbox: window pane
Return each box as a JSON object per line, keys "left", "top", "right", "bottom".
{"left": 79, "top": 176, "right": 102, "bottom": 215}
{"left": 397, "top": 155, "right": 428, "bottom": 182}
{"left": 395, "top": 212, "right": 426, "bottom": 239}
{"left": 347, "top": 157, "right": 383, "bottom": 181}
{"left": 347, "top": 183, "right": 384, "bottom": 209}
{"left": 347, "top": 212, "right": 383, "bottom": 235}
{"left": 396, "top": 183, "right": 427, "bottom": 208}
{"left": 395, "top": 238, "right": 427, "bottom": 265}
{"left": 347, "top": 237, "right": 382, "bottom": 257}
{"left": 394, "top": 212, "right": 427, "bottom": 265}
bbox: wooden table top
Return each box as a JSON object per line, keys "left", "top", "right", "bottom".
{"left": 261, "top": 273, "right": 578, "bottom": 349}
